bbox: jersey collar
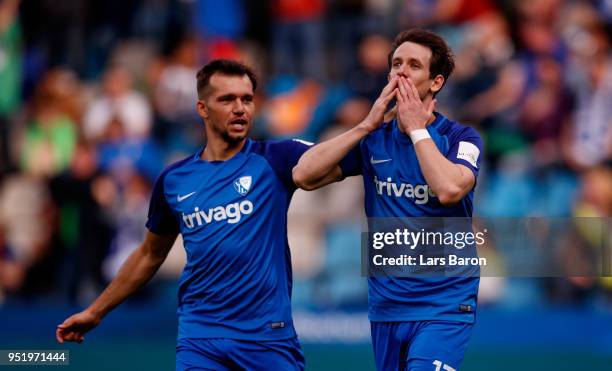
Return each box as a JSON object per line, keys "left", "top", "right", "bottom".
{"left": 193, "top": 138, "right": 253, "bottom": 163}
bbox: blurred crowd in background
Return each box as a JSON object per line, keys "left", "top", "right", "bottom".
{"left": 0, "top": 0, "right": 611, "bottom": 312}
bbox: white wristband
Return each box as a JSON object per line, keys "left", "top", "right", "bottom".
{"left": 409, "top": 129, "right": 431, "bottom": 144}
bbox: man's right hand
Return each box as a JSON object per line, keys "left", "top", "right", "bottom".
{"left": 359, "top": 76, "right": 399, "bottom": 133}
{"left": 56, "top": 309, "right": 101, "bottom": 344}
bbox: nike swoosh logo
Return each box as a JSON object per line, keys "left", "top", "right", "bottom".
{"left": 370, "top": 156, "right": 392, "bottom": 165}
{"left": 177, "top": 192, "right": 196, "bottom": 202}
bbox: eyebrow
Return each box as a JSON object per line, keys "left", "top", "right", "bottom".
{"left": 393, "top": 57, "right": 424, "bottom": 65}
{"left": 217, "top": 94, "right": 236, "bottom": 100}
{"left": 216, "top": 93, "right": 253, "bottom": 101}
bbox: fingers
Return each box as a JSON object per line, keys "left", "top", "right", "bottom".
{"left": 64, "top": 332, "right": 82, "bottom": 343}
{"left": 396, "top": 76, "right": 424, "bottom": 103}
{"left": 55, "top": 327, "right": 64, "bottom": 344}
{"left": 378, "top": 86, "right": 398, "bottom": 107}
{"left": 405, "top": 77, "right": 420, "bottom": 101}
{"left": 56, "top": 327, "right": 84, "bottom": 343}
{"left": 396, "top": 81, "right": 405, "bottom": 104}
{"left": 382, "top": 88, "right": 399, "bottom": 105}
{"left": 380, "top": 76, "right": 398, "bottom": 97}
{"left": 397, "top": 76, "right": 408, "bottom": 102}
{"left": 56, "top": 316, "right": 82, "bottom": 344}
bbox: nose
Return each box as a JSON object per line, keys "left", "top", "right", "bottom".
{"left": 391, "top": 67, "right": 408, "bottom": 81}
{"left": 232, "top": 100, "right": 245, "bottom": 116}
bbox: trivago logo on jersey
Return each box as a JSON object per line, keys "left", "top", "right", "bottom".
{"left": 182, "top": 200, "right": 254, "bottom": 228}
{"left": 373, "top": 176, "right": 435, "bottom": 205}
{"left": 181, "top": 175, "right": 255, "bottom": 228}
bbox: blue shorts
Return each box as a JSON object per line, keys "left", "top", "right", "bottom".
{"left": 176, "top": 337, "right": 305, "bottom": 371}
{"left": 371, "top": 321, "right": 474, "bottom": 371}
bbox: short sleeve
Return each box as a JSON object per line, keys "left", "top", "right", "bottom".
{"left": 146, "top": 171, "right": 180, "bottom": 235}
{"left": 260, "top": 139, "right": 313, "bottom": 191}
{"left": 447, "top": 126, "right": 483, "bottom": 181}
{"left": 339, "top": 144, "right": 363, "bottom": 177}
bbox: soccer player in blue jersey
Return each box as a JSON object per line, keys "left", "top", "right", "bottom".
{"left": 56, "top": 59, "right": 327, "bottom": 370}
{"left": 293, "top": 29, "right": 483, "bottom": 371}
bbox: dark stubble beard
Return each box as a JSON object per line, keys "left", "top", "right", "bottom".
{"left": 219, "top": 125, "right": 249, "bottom": 147}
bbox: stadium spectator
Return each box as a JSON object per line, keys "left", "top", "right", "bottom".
{"left": 82, "top": 65, "right": 153, "bottom": 142}
{"left": 17, "top": 69, "right": 80, "bottom": 178}
{"left": 0, "top": 0, "right": 22, "bottom": 172}
{"left": 149, "top": 35, "right": 201, "bottom": 156}
{"left": 48, "top": 141, "right": 114, "bottom": 304}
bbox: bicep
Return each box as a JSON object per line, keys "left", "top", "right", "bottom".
{"left": 447, "top": 129, "right": 483, "bottom": 191}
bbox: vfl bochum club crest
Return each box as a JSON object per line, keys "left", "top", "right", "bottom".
{"left": 234, "top": 176, "right": 252, "bottom": 196}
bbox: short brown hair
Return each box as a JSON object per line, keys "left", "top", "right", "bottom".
{"left": 388, "top": 29, "right": 455, "bottom": 87}
{"left": 196, "top": 59, "right": 258, "bottom": 99}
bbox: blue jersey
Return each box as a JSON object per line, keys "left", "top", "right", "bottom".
{"left": 146, "top": 138, "right": 310, "bottom": 341}
{"left": 341, "top": 112, "right": 483, "bottom": 323}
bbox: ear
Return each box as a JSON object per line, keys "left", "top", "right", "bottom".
{"left": 196, "top": 100, "right": 209, "bottom": 119}
{"left": 430, "top": 75, "right": 445, "bottom": 95}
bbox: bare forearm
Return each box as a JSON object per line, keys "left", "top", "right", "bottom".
{"left": 414, "top": 140, "right": 472, "bottom": 205}
{"left": 293, "top": 77, "right": 400, "bottom": 190}
{"left": 87, "top": 243, "right": 166, "bottom": 319}
{"left": 293, "top": 124, "right": 370, "bottom": 188}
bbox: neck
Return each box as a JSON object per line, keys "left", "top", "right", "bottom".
{"left": 423, "top": 108, "right": 437, "bottom": 127}
{"left": 201, "top": 137, "right": 247, "bottom": 161}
